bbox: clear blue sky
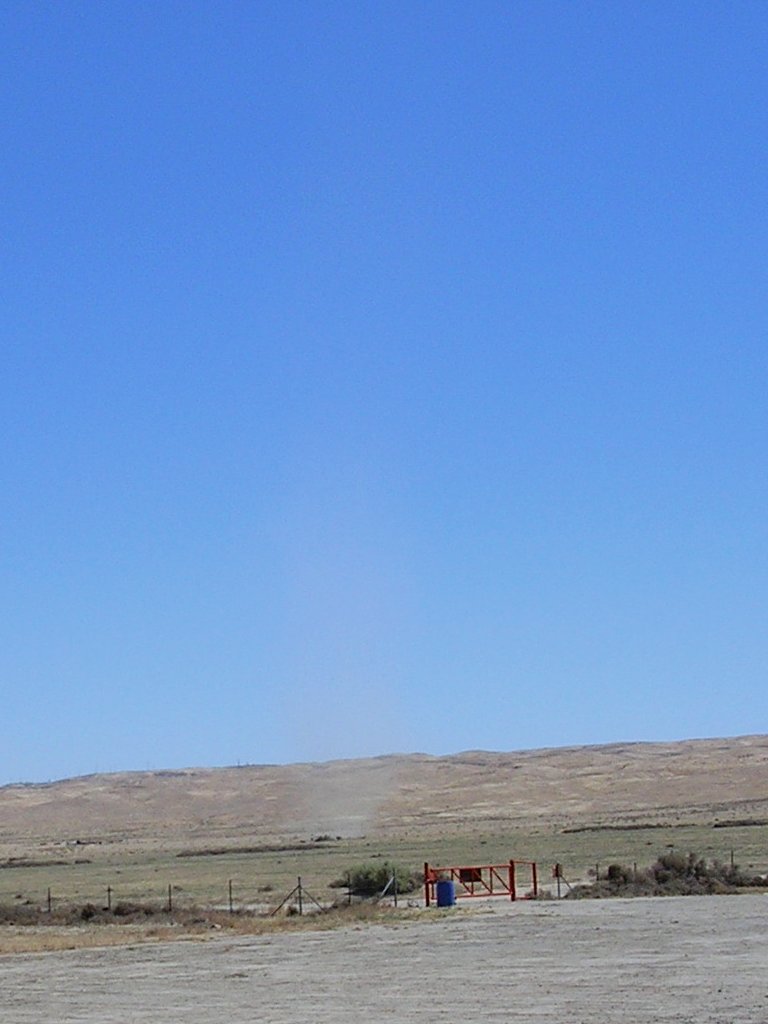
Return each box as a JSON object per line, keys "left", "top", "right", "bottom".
{"left": 2, "top": 1, "right": 766, "bottom": 783}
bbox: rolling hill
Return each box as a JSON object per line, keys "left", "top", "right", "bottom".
{"left": 2, "top": 734, "right": 767, "bottom": 849}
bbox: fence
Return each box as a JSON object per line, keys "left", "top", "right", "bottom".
{"left": 0, "top": 878, "right": 314, "bottom": 916}
{"left": 0, "top": 873, "right": 401, "bottom": 917}
{"left": 2, "top": 847, "right": 748, "bottom": 915}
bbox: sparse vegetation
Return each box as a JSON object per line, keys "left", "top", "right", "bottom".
{"left": 177, "top": 842, "right": 317, "bottom": 858}
{"left": 332, "top": 862, "right": 420, "bottom": 897}
{"left": 568, "top": 851, "right": 766, "bottom": 898}
{"left": 0, "top": 897, "right": 415, "bottom": 955}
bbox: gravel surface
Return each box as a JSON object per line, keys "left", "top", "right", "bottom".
{"left": 2, "top": 894, "right": 767, "bottom": 1022}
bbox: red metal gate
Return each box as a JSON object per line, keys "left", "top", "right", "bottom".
{"left": 424, "top": 859, "right": 538, "bottom": 906}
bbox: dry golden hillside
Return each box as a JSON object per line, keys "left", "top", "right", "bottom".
{"left": 1, "top": 734, "right": 767, "bottom": 850}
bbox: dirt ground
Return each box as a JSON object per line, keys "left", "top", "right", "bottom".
{"left": 1, "top": 894, "right": 767, "bottom": 1023}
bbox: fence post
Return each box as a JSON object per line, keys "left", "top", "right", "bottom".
{"left": 228, "top": 879, "right": 234, "bottom": 914}
{"left": 297, "top": 877, "right": 303, "bottom": 916}
{"left": 167, "top": 884, "right": 173, "bottom": 913}
{"left": 107, "top": 885, "right": 112, "bottom": 912}
{"left": 47, "top": 887, "right": 52, "bottom": 913}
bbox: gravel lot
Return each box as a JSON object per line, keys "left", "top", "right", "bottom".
{"left": 2, "top": 894, "right": 767, "bottom": 1023}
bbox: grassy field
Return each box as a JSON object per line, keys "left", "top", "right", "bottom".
{"left": 2, "top": 820, "right": 766, "bottom": 914}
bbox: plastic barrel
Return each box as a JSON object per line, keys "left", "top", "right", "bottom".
{"left": 436, "top": 880, "right": 456, "bottom": 907}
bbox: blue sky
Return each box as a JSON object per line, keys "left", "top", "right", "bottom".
{"left": 1, "top": 1, "right": 766, "bottom": 783}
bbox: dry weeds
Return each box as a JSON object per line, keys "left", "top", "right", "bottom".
{"left": 0, "top": 901, "right": 417, "bottom": 956}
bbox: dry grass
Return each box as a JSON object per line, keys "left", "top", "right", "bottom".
{"left": 0, "top": 925, "right": 180, "bottom": 956}
{"left": 2, "top": 820, "right": 768, "bottom": 924}
{"left": 4, "top": 737, "right": 768, "bottom": 845}
{"left": 4, "top": 736, "right": 768, "bottom": 954}
{"left": 0, "top": 900, "right": 419, "bottom": 956}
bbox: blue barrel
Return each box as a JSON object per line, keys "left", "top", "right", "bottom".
{"left": 436, "top": 880, "right": 456, "bottom": 907}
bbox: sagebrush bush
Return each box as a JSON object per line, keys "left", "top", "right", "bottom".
{"left": 335, "top": 862, "right": 419, "bottom": 897}
{"left": 569, "top": 851, "right": 765, "bottom": 899}
{"left": 606, "top": 863, "right": 633, "bottom": 885}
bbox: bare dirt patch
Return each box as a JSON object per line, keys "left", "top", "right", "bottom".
{"left": 2, "top": 894, "right": 767, "bottom": 1023}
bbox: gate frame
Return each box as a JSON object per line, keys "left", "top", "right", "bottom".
{"left": 424, "top": 859, "right": 538, "bottom": 906}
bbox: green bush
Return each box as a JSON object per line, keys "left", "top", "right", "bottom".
{"left": 606, "top": 863, "right": 633, "bottom": 885}
{"left": 335, "top": 862, "right": 419, "bottom": 898}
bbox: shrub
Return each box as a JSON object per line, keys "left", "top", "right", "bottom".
{"left": 112, "top": 901, "right": 157, "bottom": 918}
{"left": 568, "top": 851, "right": 766, "bottom": 899}
{"left": 606, "top": 863, "right": 633, "bottom": 885}
{"left": 336, "top": 862, "right": 419, "bottom": 898}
